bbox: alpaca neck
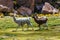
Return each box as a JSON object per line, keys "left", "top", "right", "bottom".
{"left": 33, "top": 16, "right": 38, "bottom": 22}
{"left": 13, "top": 16, "right": 16, "bottom": 22}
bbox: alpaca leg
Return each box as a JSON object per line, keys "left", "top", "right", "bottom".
{"left": 27, "top": 26, "right": 29, "bottom": 30}
{"left": 27, "top": 25, "right": 29, "bottom": 30}
{"left": 27, "top": 23, "right": 34, "bottom": 31}
{"left": 44, "top": 23, "right": 48, "bottom": 30}
{"left": 27, "top": 23, "right": 30, "bottom": 30}
{"left": 22, "top": 25, "right": 24, "bottom": 31}
{"left": 31, "top": 25, "right": 34, "bottom": 31}
{"left": 16, "top": 25, "right": 20, "bottom": 31}
{"left": 38, "top": 24, "right": 41, "bottom": 30}
{"left": 29, "top": 23, "right": 34, "bottom": 30}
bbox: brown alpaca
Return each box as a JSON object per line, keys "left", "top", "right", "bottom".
{"left": 32, "top": 14, "right": 48, "bottom": 30}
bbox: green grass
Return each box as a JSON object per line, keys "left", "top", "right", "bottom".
{"left": 0, "top": 16, "right": 60, "bottom": 40}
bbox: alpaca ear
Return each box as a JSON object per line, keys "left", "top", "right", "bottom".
{"left": 31, "top": 14, "right": 34, "bottom": 17}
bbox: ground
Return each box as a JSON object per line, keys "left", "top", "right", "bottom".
{"left": 0, "top": 14, "right": 60, "bottom": 40}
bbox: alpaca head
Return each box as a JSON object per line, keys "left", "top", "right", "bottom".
{"left": 32, "top": 13, "right": 38, "bottom": 18}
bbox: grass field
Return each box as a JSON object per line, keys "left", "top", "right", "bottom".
{"left": 0, "top": 15, "right": 60, "bottom": 40}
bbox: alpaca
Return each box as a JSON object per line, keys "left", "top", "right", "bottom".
{"left": 32, "top": 14, "right": 48, "bottom": 30}
{"left": 12, "top": 15, "right": 33, "bottom": 31}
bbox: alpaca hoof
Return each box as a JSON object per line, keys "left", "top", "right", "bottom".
{"left": 12, "top": 30, "right": 17, "bottom": 32}
{"left": 32, "top": 29, "right": 34, "bottom": 31}
{"left": 45, "top": 29, "right": 48, "bottom": 30}
{"left": 51, "top": 27, "right": 55, "bottom": 29}
{"left": 38, "top": 29, "right": 42, "bottom": 31}
{"left": 22, "top": 30, "right": 24, "bottom": 31}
